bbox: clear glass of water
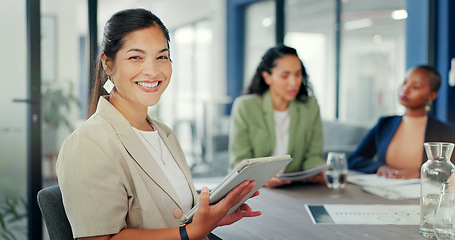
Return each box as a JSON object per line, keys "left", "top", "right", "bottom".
{"left": 433, "top": 182, "right": 455, "bottom": 240}
{"left": 324, "top": 152, "right": 348, "bottom": 189}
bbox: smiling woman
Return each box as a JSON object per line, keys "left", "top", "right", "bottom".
{"left": 100, "top": 26, "right": 172, "bottom": 129}
{"left": 56, "top": 8, "right": 261, "bottom": 240}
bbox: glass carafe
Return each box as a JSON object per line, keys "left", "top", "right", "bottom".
{"left": 420, "top": 142, "right": 455, "bottom": 239}
{"left": 433, "top": 182, "right": 455, "bottom": 240}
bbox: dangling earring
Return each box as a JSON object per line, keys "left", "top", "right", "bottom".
{"left": 425, "top": 101, "right": 432, "bottom": 112}
{"left": 103, "top": 77, "right": 114, "bottom": 94}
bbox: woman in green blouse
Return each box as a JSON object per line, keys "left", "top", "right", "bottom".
{"left": 229, "top": 45, "right": 325, "bottom": 188}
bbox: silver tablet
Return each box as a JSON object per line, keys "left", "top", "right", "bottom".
{"left": 181, "top": 155, "right": 293, "bottom": 224}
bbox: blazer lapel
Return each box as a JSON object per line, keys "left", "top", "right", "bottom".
{"left": 96, "top": 97, "right": 183, "bottom": 208}
{"left": 288, "top": 100, "right": 299, "bottom": 154}
{"left": 262, "top": 91, "right": 276, "bottom": 150}
{"left": 149, "top": 117, "right": 198, "bottom": 203}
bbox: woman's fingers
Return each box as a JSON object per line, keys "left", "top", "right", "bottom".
{"left": 250, "top": 190, "right": 260, "bottom": 198}
{"left": 232, "top": 180, "right": 255, "bottom": 198}
{"left": 217, "top": 180, "right": 255, "bottom": 213}
{"left": 197, "top": 187, "right": 210, "bottom": 214}
{"left": 189, "top": 186, "right": 213, "bottom": 238}
{"left": 196, "top": 181, "right": 258, "bottom": 224}
{"left": 239, "top": 203, "right": 262, "bottom": 217}
{"left": 217, "top": 203, "right": 262, "bottom": 226}
{"left": 307, "top": 172, "right": 325, "bottom": 184}
{"left": 265, "top": 177, "right": 291, "bottom": 188}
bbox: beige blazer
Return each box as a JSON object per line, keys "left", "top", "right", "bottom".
{"left": 56, "top": 97, "right": 199, "bottom": 238}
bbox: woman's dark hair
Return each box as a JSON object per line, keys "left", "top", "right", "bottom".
{"left": 245, "top": 45, "right": 314, "bottom": 101}
{"left": 413, "top": 65, "right": 441, "bottom": 92}
{"left": 88, "top": 8, "right": 170, "bottom": 117}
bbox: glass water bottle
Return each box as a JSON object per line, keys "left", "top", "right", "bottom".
{"left": 420, "top": 142, "right": 455, "bottom": 239}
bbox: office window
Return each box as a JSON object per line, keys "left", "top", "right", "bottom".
{"left": 0, "top": 0, "right": 28, "bottom": 238}
{"left": 285, "top": 0, "right": 337, "bottom": 120}
{"left": 340, "top": 0, "right": 406, "bottom": 125}
{"left": 41, "top": 0, "right": 87, "bottom": 185}
{"left": 161, "top": 21, "right": 230, "bottom": 177}
{"left": 163, "top": 23, "right": 210, "bottom": 171}
{"left": 284, "top": 0, "right": 406, "bottom": 126}
{"left": 244, "top": 0, "right": 276, "bottom": 88}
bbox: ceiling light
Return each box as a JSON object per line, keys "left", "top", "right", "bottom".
{"left": 391, "top": 10, "right": 408, "bottom": 20}
{"left": 373, "top": 34, "right": 382, "bottom": 44}
{"left": 262, "top": 17, "right": 272, "bottom": 27}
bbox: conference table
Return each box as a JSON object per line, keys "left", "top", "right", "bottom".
{"left": 207, "top": 180, "right": 422, "bottom": 240}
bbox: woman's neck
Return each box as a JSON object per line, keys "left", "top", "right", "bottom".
{"left": 109, "top": 93, "right": 152, "bottom": 131}
{"left": 272, "top": 101, "right": 289, "bottom": 111}
{"left": 405, "top": 107, "right": 427, "bottom": 118}
{"left": 270, "top": 93, "right": 289, "bottom": 111}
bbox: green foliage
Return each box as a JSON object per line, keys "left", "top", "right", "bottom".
{"left": 42, "top": 81, "right": 80, "bottom": 131}
{"left": 0, "top": 197, "right": 27, "bottom": 240}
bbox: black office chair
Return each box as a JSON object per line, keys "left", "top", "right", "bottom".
{"left": 37, "top": 185, "right": 73, "bottom": 240}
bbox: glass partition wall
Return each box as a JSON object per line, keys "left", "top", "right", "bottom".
{"left": 339, "top": 0, "right": 406, "bottom": 125}
{"left": 40, "top": 0, "right": 88, "bottom": 189}
{"left": 243, "top": 1, "right": 276, "bottom": 88}
{"left": 39, "top": 1, "right": 88, "bottom": 238}
{"left": 163, "top": 21, "right": 220, "bottom": 177}
{"left": 0, "top": 1, "right": 28, "bottom": 239}
{"left": 242, "top": 0, "right": 406, "bottom": 127}
{"left": 285, "top": 0, "right": 337, "bottom": 120}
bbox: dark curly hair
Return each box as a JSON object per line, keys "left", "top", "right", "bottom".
{"left": 245, "top": 45, "right": 314, "bottom": 101}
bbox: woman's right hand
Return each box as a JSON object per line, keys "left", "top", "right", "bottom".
{"left": 377, "top": 165, "right": 419, "bottom": 179}
{"left": 187, "top": 180, "right": 260, "bottom": 239}
{"left": 377, "top": 165, "right": 398, "bottom": 178}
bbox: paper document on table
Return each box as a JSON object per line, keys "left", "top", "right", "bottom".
{"left": 306, "top": 204, "right": 420, "bottom": 225}
{"left": 347, "top": 174, "right": 421, "bottom": 199}
{"left": 347, "top": 174, "right": 420, "bottom": 187}
{"left": 278, "top": 164, "right": 327, "bottom": 181}
{"left": 361, "top": 184, "right": 420, "bottom": 200}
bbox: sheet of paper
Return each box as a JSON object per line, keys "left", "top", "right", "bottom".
{"left": 347, "top": 174, "right": 420, "bottom": 187}
{"left": 306, "top": 204, "right": 420, "bottom": 225}
{"left": 278, "top": 165, "right": 327, "bottom": 181}
{"left": 361, "top": 183, "right": 420, "bottom": 200}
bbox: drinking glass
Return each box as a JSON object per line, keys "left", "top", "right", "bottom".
{"left": 433, "top": 182, "right": 455, "bottom": 240}
{"left": 324, "top": 152, "right": 348, "bottom": 189}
